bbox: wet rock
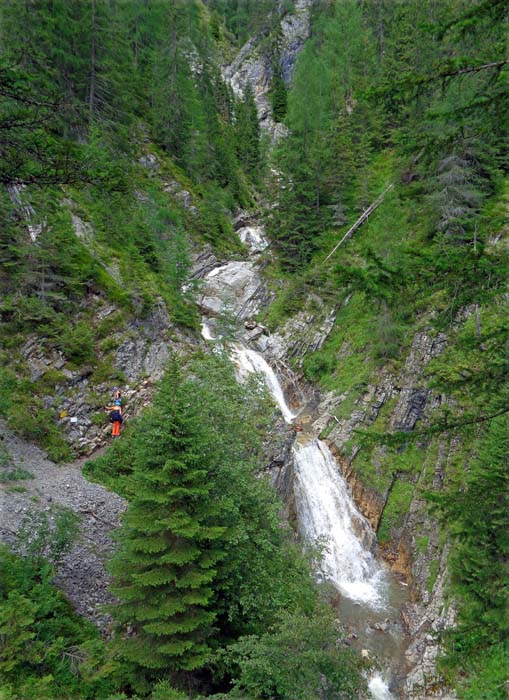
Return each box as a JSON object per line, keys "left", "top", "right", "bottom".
{"left": 198, "top": 261, "right": 270, "bottom": 320}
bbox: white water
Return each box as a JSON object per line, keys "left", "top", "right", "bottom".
{"left": 200, "top": 319, "right": 215, "bottom": 340}
{"left": 232, "top": 345, "right": 297, "bottom": 423}
{"left": 368, "top": 673, "right": 395, "bottom": 700}
{"left": 293, "top": 438, "right": 386, "bottom": 608}
{"left": 237, "top": 224, "right": 269, "bottom": 253}
{"left": 201, "top": 305, "right": 398, "bottom": 698}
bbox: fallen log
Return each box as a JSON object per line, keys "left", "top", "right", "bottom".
{"left": 323, "top": 183, "right": 394, "bottom": 263}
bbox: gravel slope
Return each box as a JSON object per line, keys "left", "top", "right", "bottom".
{"left": 0, "top": 420, "right": 125, "bottom": 628}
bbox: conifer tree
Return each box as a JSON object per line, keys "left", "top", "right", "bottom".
{"left": 270, "top": 61, "right": 288, "bottom": 123}
{"left": 235, "top": 83, "right": 260, "bottom": 176}
{"left": 109, "top": 363, "right": 229, "bottom": 672}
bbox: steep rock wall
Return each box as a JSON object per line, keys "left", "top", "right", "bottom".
{"left": 222, "top": 0, "right": 316, "bottom": 140}
{"left": 270, "top": 302, "right": 457, "bottom": 698}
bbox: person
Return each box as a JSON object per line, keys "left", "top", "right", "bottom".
{"left": 105, "top": 389, "right": 123, "bottom": 437}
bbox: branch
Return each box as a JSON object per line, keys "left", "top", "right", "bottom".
{"left": 420, "top": 59, "right": 508, "bottom": 85}
{"left": 357, "top": 406, "right": 509, "bottom": 447}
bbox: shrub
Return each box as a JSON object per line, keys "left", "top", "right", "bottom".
{"left": 58, "top": 322, "right": 95, "bottom": 364}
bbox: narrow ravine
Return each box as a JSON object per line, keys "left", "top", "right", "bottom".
{"left": 235, "top": 347, "right": 408, "bottom": 699}
{"left": 198, "top": 223, "right": 409, "bottom": 699}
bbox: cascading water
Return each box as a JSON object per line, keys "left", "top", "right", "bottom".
{"left": 369, "top": 674, "right": 396, "bottom": 700}
{"left": 224, "top": 342, "right": 398, "bottom": 698}
{"left": 200, "top": 266, "right": 400, "bottom": 699}
{"left": 233, "top": 345, "right": 297, "bottom": 423}
{"left": 293, "top": 437, "right": 386, "bottom": 607}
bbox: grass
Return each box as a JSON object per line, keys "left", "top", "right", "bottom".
{"left": 378, "top": 480, "right": 415, "bottom": 543}
{"left": 415, "top": 536, "right": 430, "bottom": 555}
{"left": 302, "top": 292, "right": 377, "bottom": 393}
{"left": 426, "top": 559, "right": 440, "bottom": 594}
{"left": 0, "top": 468, "right": 34, "bottom": 482}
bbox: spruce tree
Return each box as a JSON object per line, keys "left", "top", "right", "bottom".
{"left": 270, "top": 61, "right": 287, "bottom": 123}
{"left": 235, "top": 83, "right": 260, "bottom": 176}
{"left": 109, "top": 363, "right": 228, "bottom": 672}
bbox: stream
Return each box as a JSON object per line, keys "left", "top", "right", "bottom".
{"left": 200, "top": 246, "right": 408, "bottom": 698}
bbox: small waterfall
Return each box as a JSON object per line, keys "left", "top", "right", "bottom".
{"left": 232, "top": 345, "right": 297, "bottom": 423}
{"left": 200, "top": 320, "right": 215, "bottom": 340}
{"left": 201, "top": 308, "right": 402, "bottom": 699}
{"left": 293, "top": 438, "right": 386, "bottom": 608}
{"left": 368, "top": 674, "right": 395, "bottom": 700}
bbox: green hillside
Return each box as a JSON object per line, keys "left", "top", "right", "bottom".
{"left": 0, "top": 0, "right": 507, "bottom": 699}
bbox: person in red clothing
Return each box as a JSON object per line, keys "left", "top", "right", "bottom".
{"left": 105, "top": 389, "right": 123, "bottom": 437}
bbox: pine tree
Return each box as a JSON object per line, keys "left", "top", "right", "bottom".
{"left": 270, "top": 61, "right": 287, "bottom": 123}
{"left": 235, "top": 83, "right": 260, "bottom": 176}
{"left": 109, "top": 363, "right": 229, "bottom": 672}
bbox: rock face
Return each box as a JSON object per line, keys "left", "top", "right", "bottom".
{"left": 189, "top": 243, "right": 222, "bottom": 280}
{"left": 279, "top": 0, "right": 317, "bottom": 83}
{"left": 320, "top": 329, "right": 447, "bottom": 458}
{"left": 113, "top": 301, "right": 173, "bottom": 383}
{"left": 261, "top": 417, "right": 296, "bottom": 511}
{"left": 222, "top": 0, "right": 316, "bottom": 140}
{"left": 198, "top": 260, "right": 271, "bottom": 320}
{"left": 0, "top": 421, "right": 125, "bottom": 628}
{"left": 20, "top": 297, "right": 194, "bottom": 456}
{"left": 262, "top": 299, "right": 337, "bottom": 363}
{"left": 403, "top": 545, "right": 457, "bottom": 699}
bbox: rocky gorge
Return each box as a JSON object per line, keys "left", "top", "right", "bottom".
{"left": 1, "top": 196, "right": 457, "bottom": 698}
{"left": 1, "top": 2, "right": 503, "bottom": 698}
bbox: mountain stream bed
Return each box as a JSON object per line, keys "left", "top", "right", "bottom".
{"left": 201, "top": 270, "right": 410, "bottom": 698}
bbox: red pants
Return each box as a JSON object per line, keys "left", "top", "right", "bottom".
{"left": 112, "top": 421, "right": 121, "bottom": 437}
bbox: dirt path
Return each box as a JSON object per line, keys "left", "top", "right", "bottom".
{"left": 0, "top": 420, "right": 125, "bottom": 628}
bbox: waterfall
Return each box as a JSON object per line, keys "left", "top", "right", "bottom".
{"left": 293, "top": 438, "right": 386, "bottom": 608}
{"left": 368, "top": 674, "right": 395, "bottom": 700}
{"left": 232, "top": 345, "right": 297, "bottom": 423}
{"left": 201, "top": 306, "right": 398, "bottom": 699}
{"left": 216, "top": 334, "right": 386, "bottom": 608}
{"left": 200, "top": 320, "right": 215, "bottom": 340}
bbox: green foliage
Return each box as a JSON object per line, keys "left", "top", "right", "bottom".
{"left": 0, "top": 468, "right": 34, "bottom": 483}
{"left": 203, "top": 0, "right": 288, "bottom": 46}
{"left": 235, "top": 84, "right": 261, "bottom": 178}
{"left": 88, "top": 353, "right": 362, "bottom": 694}
{"left": 0, "top": 511, "right": 114, "bottom": 700}
{"left": 223, "top": 607, "right": 364, "bottom": 699}
{"left": 432, "top": 416, "right": 509, "bottom": 697}
{"left": 0, "top": 364, "right": 71, "bottom": 462}
{"left": 15, "top": 507, "right": 80, "bottom": 565}
{"left": 377, "top": 480, "right": 415, "bottom": 543}
{"left": 108, "top": 361, "right": 232, "bottom": 673}
{"left": 302, "top": 293, "right": 376, "bottom": 393}
{"left": 0, "top": 0, "right": 263, "bottom": 331}
{"left": 57, "top": 322, "right": 95, "bottom": 364}
{"left": 268, "top": 0, "right": 381, "bottom": 268}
